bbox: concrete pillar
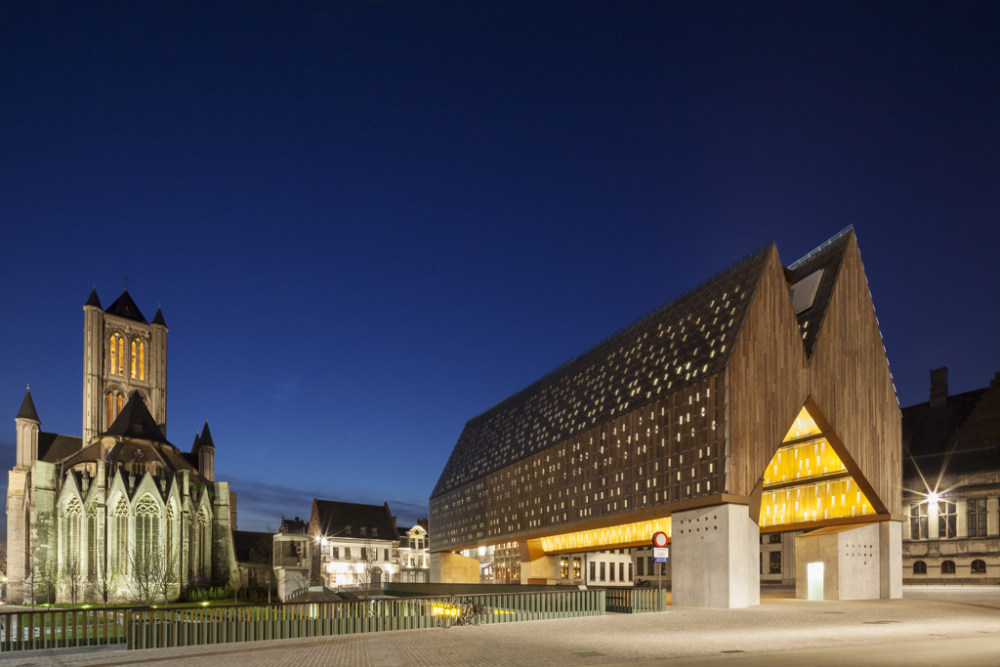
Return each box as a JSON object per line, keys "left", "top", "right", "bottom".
{"left": 879, "top": 520, "right": 902, "bottom": 599}
{"left": 671, "top": 503, "right": 760, "bottom": 608}
{"left": 518, "top": 539, "right": 560, "bottom": 585}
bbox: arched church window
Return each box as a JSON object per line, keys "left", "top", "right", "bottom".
{"left": 165, "top": 502, "right": 176, "bottom": 581}
{"left": 106, "top": 390, "right": 125, "bottom": 428}
{"left": 109, "top": 333, "right": 125, "bottom": 377}
{"left": 113, "top": 496, "right": 129, "bottom": 574}
{"left": 87, "top": 502, "right": 98, "bottom": 581}
{"left": 130, "top": 339, "right": 145, "bottom": 380}
{"left": 135, "top": 495, "right": 161, "bottom": 563}
{"left": 63, "top": 498, "right": 83, "bottom": 574}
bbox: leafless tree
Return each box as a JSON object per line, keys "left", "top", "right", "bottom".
{"left": 127, "top": 540, "right": 162, "bottom": 605}
{"left": 358, "top": 541, "right": 380, "bottom": 602}
{"left": 34, "top": 554, "right": 58, "bottom": 605}
{"left": 93, "top": 559, "right": 117, "bottom": 608}
{"left": 62, "top": 558, "right": 84, "bottom": 607}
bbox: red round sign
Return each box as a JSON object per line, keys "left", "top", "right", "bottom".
{"left": 652, "top": 531, "right": 668, "bottom": 548}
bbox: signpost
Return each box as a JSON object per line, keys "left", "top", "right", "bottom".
{"left": 652, "top": 531, "right": 669, "bottom": 591}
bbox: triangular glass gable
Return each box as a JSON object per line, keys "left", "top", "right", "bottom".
{"left": 759, "top": 406, "right": 875, "bottom": 528}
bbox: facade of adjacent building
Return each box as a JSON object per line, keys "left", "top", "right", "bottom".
{"left": 6, "top": 288, "right": 237, "bottom": 604}
{"left": 902, "top": 368, "right": 1000, "bottom": 584}
{"left": 272, "top": 500, "right": 430, "bottom": 600}
{"left": 431, "top": 228, "right": 903, "bottom": 607}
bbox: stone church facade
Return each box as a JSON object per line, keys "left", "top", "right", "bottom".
{"left": 6, "top": 288, "right": 236, "bottom": 604}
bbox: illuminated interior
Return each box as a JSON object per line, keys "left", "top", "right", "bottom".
{"left": 759, "top": 406, "right": 875, "bottom": 527}
{"left": 540, "top": 517, "right": 671, "bottom": 554}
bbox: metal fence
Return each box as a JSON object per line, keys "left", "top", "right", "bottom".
{"left": 604, "top": 587, "right": 668, "bottom": 613}
{"left": 0, "top": 588, "right": 607, "bottom": 653}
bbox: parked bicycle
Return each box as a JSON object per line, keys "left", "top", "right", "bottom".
{"left": 436, "top": 595, "right": 485, "bottom": 628}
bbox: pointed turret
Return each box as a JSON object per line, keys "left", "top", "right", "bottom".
{"left": 84, "top": 287, "right": 102, "bottom": 309}
{"left": 15, "top": 386, "right": 41, "bottom": 467}
{"left": 193, "top": 421, "right": 215, "bottom": 482}
{"left": 16, "top": 386, "right": 40, "bottom": 422}
{"left": 152, "top": 306, "right": 167, "bottom": 327}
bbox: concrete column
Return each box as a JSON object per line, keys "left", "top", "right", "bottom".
{"left": 879, "top": 520, "right": 902, "bottom": 599}
{"left": 518, "top": 539, "right": 560, "bottom": 585}
{"left": 430, "top": 551, "right": 479, "bottom": 584}
{"left": 671, "top": 503, "right": 760, "bottom": 608}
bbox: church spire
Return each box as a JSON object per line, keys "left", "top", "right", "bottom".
{"left": 16, "top": 386, "right": 39, "bottom": 422}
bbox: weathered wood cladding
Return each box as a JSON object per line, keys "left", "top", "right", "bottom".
{"left": 727, "top": 246, "right": 809, "bottom": 499}
{"left": 807, "top": 234, "right": 902, "bottom": 517}
{"left": 431, "top": 375, "right": 728, "bottom": 551}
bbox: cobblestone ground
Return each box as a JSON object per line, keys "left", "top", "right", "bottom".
{"left": 1, "top": 587, "right": 998, "bottom": 667}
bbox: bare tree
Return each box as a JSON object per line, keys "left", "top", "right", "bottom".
{"left": 358, "top": 541, "right": 379, "bottom": 601}
{"left": 34, "top": 554, "right": 58, "bottom": 605}
{"left": 62, "top": 558, "right": 84, "bottom": 607}
{"left": 93, "top": 560, "right": 117, "bottom": 608}
{"left": 127, "top": 540, "right": 161, "bottom": 605}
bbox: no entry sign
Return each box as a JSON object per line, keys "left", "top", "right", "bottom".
{"left": 652, "top": 531, "right": 668, "bottom": 548}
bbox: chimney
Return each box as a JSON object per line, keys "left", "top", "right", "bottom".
{"left": 930, "top": 367, "right": 949, "bottom": 408}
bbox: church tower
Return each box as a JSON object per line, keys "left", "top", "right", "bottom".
{"left": 82, "top": 288, "right": 168, "bottom": 445}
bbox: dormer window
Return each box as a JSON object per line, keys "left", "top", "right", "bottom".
{"left": 371, "top": 527, "right": 378, "bottom": 537}
{"left": 360, "top": 526, "right": 367, "bottom": 537}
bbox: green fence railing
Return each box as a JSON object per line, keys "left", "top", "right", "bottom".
{"left": 604, "top": 587, "right": 667, "bottom": 613}
{"left": 0, "top": 608, "right": 128, "bottom": 652}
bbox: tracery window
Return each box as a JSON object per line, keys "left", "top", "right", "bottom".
{"left": 113, "top": 496, "right": 129, "bottom": 574}
{"left": 88, "top": 502, "right": 99, "bottom": 581}
{"left": 135, "top": 496, "right": 161, "bottom": 561}
{"left": 63, "top": 498, "right": 83, "bottom": 574}
{"left": 130, "top": 339, "right": 145, "bottom": 380}
{"left": 109, "top": 333, "right": 125, "bottom": 376}
{"left": 196, "top": 507, "right": 209, "bottom": 576}
{"left": 165, "top": 502, "right": 175, "bottom": 580}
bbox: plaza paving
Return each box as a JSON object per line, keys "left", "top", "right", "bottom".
{"left": 1, "top": 587, "right": 998, "bottom": 666}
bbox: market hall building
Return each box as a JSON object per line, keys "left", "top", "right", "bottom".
{"left": 429, "top": 228, "right": 902, "bottom": 607}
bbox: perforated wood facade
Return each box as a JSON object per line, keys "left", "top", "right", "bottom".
{"left": 430, "top": 229, "right": 901, "bottom": 554}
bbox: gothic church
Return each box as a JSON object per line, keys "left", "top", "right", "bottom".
{"left": 6, "top": 288, "right": 236, "bottom": 603}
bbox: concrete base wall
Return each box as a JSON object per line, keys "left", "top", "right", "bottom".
{"left": 795, "top": 522, "right": 889, "bottom": 600}
{"left": 880, "top": 520, "right": 902, "bottom": 599}
{"left": 671, "top": 503, "right": 760, "bottom": 608}
{"left": 431, "top": 552, "right": 480, "bottom": 584}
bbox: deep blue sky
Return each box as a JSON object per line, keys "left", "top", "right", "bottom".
{"left": 2, "top": 2, "right": 998, "bottom": 533}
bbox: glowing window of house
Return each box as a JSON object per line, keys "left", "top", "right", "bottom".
{"left": 938, "top": 501, "right": 957, "bottom": 539}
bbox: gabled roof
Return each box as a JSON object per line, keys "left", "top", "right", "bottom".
{"left": 432, "top": 243, "right": 773, "bottom": 498}
{"left": 16, "top": 388, "right": 39, "bottom": 422}
{"left": 902, "top": 387, "right": 999, "bottom": 478}
{"left": 311, "top": 499, "right": 398, "bottom": 540}
{"left": 105, "top": 290, "right": 147, "bottom": 323}
{"left": 786, "top": 226, "right": 854, "bottom": 358}
{"left": 104, "top": 392, "right": 165, "bottom": 441}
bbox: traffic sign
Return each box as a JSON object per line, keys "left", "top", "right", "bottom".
{"left": 653, "top": 547, "right": 669, "bottom": 562}
{"left": 652, "top": 531, "right": 668, "bottom": 548}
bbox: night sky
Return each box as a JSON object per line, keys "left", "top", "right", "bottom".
{"left": 2, "top": 2, "right": 998, "bottom": 533}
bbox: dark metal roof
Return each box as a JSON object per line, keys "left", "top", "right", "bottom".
{"left": 104, "top": 392, "right": 165, "bottom": 441}
{"left": 16, "top": 388, "right": 39, "bottom": 422}
{"left": 786, "top": 226, "right": 854, "bottom": 358}
{"left": 105, "top": 290, "right": 147, "bottom": 323}
{"left": 312, "top": 499, "right": 398, "bottom": 540}
{"left": 39, "top": 432, "right": 83, "bottom": 463}
{"left": 152, "top": 306, "right": 167, "bottom": 327}
{"left": 902, "top": 387, "right": 999, "bottom": 480}
{"left": 431, "top": 243, "right": 775, "bottom": 498}
{"left": 194, "top": 422, "right": 215, "bottom": 450}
